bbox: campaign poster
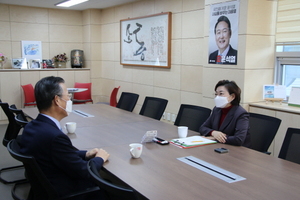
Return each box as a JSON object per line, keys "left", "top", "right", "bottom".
{"left": 208, "top": 1, "right": 239, "bottom": 65}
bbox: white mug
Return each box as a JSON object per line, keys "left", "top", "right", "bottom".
{"left": 65, "top": 122, "right": 76, "bottom": 134}
{"left": 129, "top": 143, "right": 143, "bottom": 158}
{"left": 178, "top": 126, "right": 188, "bottom": 138}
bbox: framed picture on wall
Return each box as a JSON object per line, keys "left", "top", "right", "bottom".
{"left": 21, "top": 41, "right": 42, "bottom": 61}
{"left": 120, "top": 12, "right": 172, "bottom": 68}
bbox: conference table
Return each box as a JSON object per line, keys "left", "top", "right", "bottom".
{"left": 23, "top": 104, "right": 300, "bottom": 200}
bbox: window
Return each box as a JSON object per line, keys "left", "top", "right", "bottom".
{"left": 275, "top": 43, "right": 300, "bottom": 97}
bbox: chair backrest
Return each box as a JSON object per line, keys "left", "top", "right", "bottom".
{"left": 278, "top": 127, "right": 300, "bottom": 164}
{"left": 110, "top": 86, "right": 120, "bottom": 107}
{"left": 139, "top": 97, "right": 168, "bottom": 120}
{"left": 249, "top": 112, "right": 281, "bottom": 153}
{"left": 21, "top": 84, "right": 36, "bottom": 107}
{"left": 0, "top": 100, "right": 22, "bottom": 147}
{"left": 116, "top": 92, "right": 139, "bottom": 112}
{"left": 9, "top": 104, "right": 27, "bottom": 121}
{"left": 7, "top": 139, "right": 59, "bottom": 200}
{"left": 9, "top": 104, "right": 33, "bottom": 123}
{"left": 15, "top": 114, "right": 29, "bottom": 128}
{"left": 87, "top": 160, "right": 139, "bottom": 200}
{"left": 174, "top": 104, "right": 211, "bottom": 132}
{"left": 73, "top": 82, "right": 93, "bottom": 102}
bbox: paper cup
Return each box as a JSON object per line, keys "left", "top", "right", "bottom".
{"left": 178, "top": 126, "right": 188, "bottom": 138}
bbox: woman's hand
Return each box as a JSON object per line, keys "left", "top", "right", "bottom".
{"left": 211, "top": 131, "right": 227, "bottom": 143}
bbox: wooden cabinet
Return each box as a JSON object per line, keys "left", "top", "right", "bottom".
{"left": 249, "top": 103, "right": 300, "bottom": 157}
{"left": 0, "top": 69, "right": 90, "bottom": 123}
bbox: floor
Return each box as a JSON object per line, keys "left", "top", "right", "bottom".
{"left": 0, "top": 124, "right": 29, "bottom": 200}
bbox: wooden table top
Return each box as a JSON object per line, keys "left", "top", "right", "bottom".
{"left": 23, "top": 104, "right": 300, "bottom": 200}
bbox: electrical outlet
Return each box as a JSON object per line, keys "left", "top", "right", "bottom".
{"left": 162, "top": 112, "right": 166, "bottom": 120}
{"left": 167, "top": 113, "right": 171, "bottom": 121}
{"left": 171, "top": 114, "right": 176, "bottom": 122}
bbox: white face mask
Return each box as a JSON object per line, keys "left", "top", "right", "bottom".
{"left": 59, "top": 98, "right": 73, "bottom": 115}
{"left": 214, "top": 96, "right": 229, "bottom": 108}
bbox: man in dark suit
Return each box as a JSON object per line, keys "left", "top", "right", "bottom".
{"left": 20, "top": 76, "right": 109, "bottom": 199}
{"left": 208, "top": 16, "right": 237, "bottom": 65}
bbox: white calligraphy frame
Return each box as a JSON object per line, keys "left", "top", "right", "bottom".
{"left": 120, "top": 12, "right": 172, "bottom": 68}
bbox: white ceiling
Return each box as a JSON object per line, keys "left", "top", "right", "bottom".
{"left": 0, "top": 0, "right": 141, "bottom": 10}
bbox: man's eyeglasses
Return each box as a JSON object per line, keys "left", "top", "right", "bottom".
{"left": 58, "top": 94, "right": 72, "bottom": 101}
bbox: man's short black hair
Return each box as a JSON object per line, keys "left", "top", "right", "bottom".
{"left": 35, "top": 76, "right": 65, "bottom": 111}
{"left": 214, "top": 15, "right": 232, "bottom": 34}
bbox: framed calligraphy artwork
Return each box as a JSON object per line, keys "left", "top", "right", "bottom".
{"left": 120, "top": 12, "right": 172, "bottom": 68}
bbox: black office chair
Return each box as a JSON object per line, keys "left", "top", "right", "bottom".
{"left": 87, "top": 160, "right": 140, "bottom": 200}
{"left": 14, "top": 115, "right": 29, "bottom": 129}
{"left": 278, "top": 127, "right": 300, "bottom": 164}
{"left": 0, "top": 100, "right": 26, "bottom": 184}
{"left": 139, "top": 97, "right": 168, "bottom": 120}
{"left": 248, "top": 112, "right": 281, "bottom": 154}
{"left": 7, "top": 139, "right": 100, "bottom": 200}
{"left": 116, "top": 92, "right": 139, "bottom": 112}
{"left": 9, "top": 104, "right": 33, "bottom": 124}
{"left": 174, "top": 104, "right": 211, "bottom": 132}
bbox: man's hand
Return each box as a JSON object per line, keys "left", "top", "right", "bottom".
{"left": 86, "top": 148, "right": 99, "bottom": 159}
{"left": 211, "top": 131, "right": 227, "bottom": 143}
{"left": 96, "top": 148, "right": 110, "bottom": 162}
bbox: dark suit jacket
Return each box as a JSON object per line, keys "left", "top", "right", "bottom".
{"left": 208, "top": 45, "right": 237, "bottom": 64}
{"left": 20, "top": 114, "right": 104, "bottom": 197}
{"left": 199, "top": 105, "right": 251, "bottom": 147}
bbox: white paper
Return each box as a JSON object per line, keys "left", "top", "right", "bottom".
{"left": 288, "top": 87, "right": 300, "bottom": 105}
{"left": 171, "top": 136, "right": 216, "bottom": 147}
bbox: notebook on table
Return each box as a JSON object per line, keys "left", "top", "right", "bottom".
{"left": 170, "top": 135, "right": 216, "bottom": 149}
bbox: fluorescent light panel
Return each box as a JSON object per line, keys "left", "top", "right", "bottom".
{"left": 56, "top": 0, "right": 89, "bottom": 7}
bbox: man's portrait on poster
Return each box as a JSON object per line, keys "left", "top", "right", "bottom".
{"left": 208, "top": 1, "right": 239, "bottom": 65}
{"left": 209, "top": 15, "right": 237, "bottom": 65}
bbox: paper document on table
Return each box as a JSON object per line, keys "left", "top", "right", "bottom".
{"left": 170, "top": 136, "right": 216, "bottom": 149}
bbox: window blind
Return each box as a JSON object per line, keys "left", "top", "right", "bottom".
{"left": 276, "top": 0, "right": 300, "bottom": 43}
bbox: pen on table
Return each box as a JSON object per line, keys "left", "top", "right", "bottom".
{"left": 191, "top": 140, "right": 203, "bottom": 143}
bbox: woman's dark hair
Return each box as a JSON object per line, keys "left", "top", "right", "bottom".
{"left": 214, "top": 15, "right": 231, "bottom": 35}
{"left": 34, "top": 76, "right": 65, "bottom": 111}
{"left": 215, "top": 80, "right": 241, "bottom": 105}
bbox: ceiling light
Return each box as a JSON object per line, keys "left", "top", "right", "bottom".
{"left": 56, "top": 0, "right": 89, "bottom": 7}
